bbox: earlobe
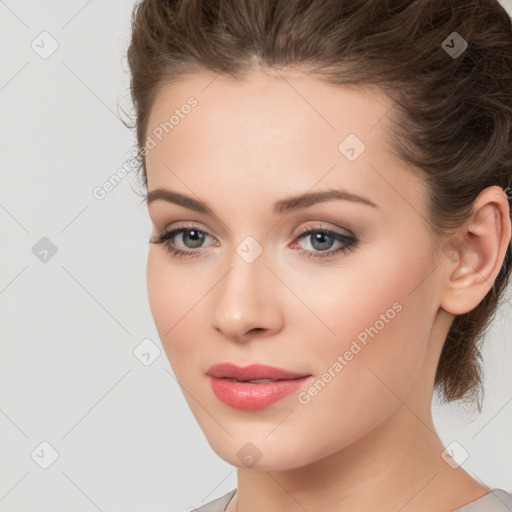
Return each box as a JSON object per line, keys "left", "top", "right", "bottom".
{"left": 440, "top": 186, "right": 511, "bottom": 316}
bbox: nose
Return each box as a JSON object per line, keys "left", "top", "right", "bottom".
{"left": 210, "top": 251, "right": 283, "bottom": 343}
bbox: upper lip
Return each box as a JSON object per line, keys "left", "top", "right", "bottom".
{"left": 206, "top": 363, "right": 311, "bottom": 381}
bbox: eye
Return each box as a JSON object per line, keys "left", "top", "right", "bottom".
{"left": 149, "top": 224, "right": 215, "bottom": 259}
{"left": 290, "top": 224, "right": 357, "bottom": 260}
{"left": 149, "top": 223, "right": 357, "bottom": 260}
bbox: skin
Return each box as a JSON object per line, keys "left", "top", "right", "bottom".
{"left": 144, "top": 68, "right": 511, "bottom": 512}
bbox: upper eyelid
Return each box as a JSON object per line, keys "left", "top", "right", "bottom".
{"left": 165, "top": 221, "right": 349, "bottom": 234}
{"left": 165, "top": 223, "right": 353, "bottom": 245}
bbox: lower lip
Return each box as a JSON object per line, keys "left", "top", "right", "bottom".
{"left": 208, "top": 375, "right": 312, "bottom": 411}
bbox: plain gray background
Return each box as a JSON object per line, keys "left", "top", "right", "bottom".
{"left": 1, "top": 1, "right": 512, "bottom": 511}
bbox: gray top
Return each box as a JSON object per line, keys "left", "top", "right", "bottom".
{"left": 190, "top": 488, "right": 512, "bottom": 512}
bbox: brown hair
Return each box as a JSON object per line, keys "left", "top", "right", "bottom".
{"left": 124, "top": 0, "right": 512, "bottom": 411}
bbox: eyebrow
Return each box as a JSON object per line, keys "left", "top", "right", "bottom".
{"left": 146, "top": 187, "right": 379, "bottom": 216}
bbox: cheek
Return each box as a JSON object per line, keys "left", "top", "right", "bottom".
{"left": 146, "top": 250, "right": 186, "bottom": 351}
{"left": 294, "top": 240, "right": 438, "bottom": 435}
{"left": 146, "top": 249, "right": 215, "bottom": 365}
{"left": 319, "top": 262, "right": 433, "bottom": 372}
{"left": 147, "top": 250, "right": 172, "bottom": 328}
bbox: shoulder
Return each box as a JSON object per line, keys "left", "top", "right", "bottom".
{"left": 455, "top": 488, "right": 512, "bottom": 511}
{"left": 188, "top": 489, "right": 237, "bottom": 512}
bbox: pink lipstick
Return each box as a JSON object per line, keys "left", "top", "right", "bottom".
{"left": 206, "top": 363, "right": 312, "bottom": 411}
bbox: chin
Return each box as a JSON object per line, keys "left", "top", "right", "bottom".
{"left": 203, "top": 429, "right": 329, "bottom": 472}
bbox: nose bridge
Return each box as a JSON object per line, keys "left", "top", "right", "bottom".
{"left": 211, "top": 233, "right": 277, "bottom": 337}
{"left": 218, "top": 235, "right": 268, "bottom": 308}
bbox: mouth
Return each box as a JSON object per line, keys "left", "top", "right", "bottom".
{"left": 206, "top": 363, "right": 313, "bottom": 411}
{"left": 206, "top": 362, "right": 311, "bottom": 381}
{"left": 223, "top": 378, "right": 282, "bottom": 383}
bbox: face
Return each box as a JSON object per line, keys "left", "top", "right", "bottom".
{"left": 145, "top": 69, "right": 445, "bottom": 471}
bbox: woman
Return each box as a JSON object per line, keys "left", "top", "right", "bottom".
{"left": 124, "top": 0, "right": 512, "bottom": 510}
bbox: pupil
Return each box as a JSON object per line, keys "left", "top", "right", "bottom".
{"left": 185, "top": 229, "right": 204, "bottom": 248}
{"left": 312, "top": 232, "right": 333, "bottom": 250}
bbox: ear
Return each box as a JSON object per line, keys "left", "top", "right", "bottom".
{"left": 439, "top": 186, "right": 511, "bottom": 316}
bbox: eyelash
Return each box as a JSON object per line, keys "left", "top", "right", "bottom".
{"left": 150, "top": 223, "right": 357, "bottom": 260}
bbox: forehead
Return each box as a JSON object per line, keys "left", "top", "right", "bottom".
{"left": 144, "top": 69, "right": 425, "bottom": 222}
{"left": 145, "top": 68, "right": 397, "bottom": 166}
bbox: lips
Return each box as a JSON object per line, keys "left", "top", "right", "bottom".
{"left": 206, "top": 363, "right": 310, "bottom": 382}
{"left": 208, "top": 376, "right": 312, "bottom": 411}
{"left": 206, "top": 363, "right": 313, "bottom": 411}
